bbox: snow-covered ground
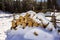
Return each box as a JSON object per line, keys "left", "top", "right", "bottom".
{"left": 0, "top": 11, "right": 13, "bottom": 40}
{"left": 0, "top": 11, "right": 60, "bottom": 40}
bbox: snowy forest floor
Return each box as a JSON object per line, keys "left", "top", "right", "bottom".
{"left": 0, "top": 11, "right": 60, "bottom": 40}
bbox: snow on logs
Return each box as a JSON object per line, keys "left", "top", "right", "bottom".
{"left": 11, "top": 13, "right": 40, "bottom": 30}
{"left": 33, "top": 13, "right": 55, "bottom": 31}
{"left": 11, "top": 11, "right": 55, "bottom": 31}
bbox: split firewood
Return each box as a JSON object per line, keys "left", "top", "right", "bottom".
{"left": 27, "top": 21, "right": 33, "bottom": 27}
{"left": 11, "top": 20, "right": 17, "bottom": 30}
{"left": 34, "top": 32, "right": 38, "bottom": 36}
{"left": 24, "top": 17, "right": 28, "bottom": 23}
{"left": 19, "top": 16, "right": 24, "bottom": 22}
{"left": 15, "top": 19, "right": 20, "bottom": 26}
{"left": 16, "top": 22, "right": 21, "bottom": 26}
{"left": 24, "top": 13, "right": 30, "bottom": 17}
{"left": 22, "top": 22, "right": 26, "bottom": 29}
{"left": 16, "top": 19, "right": 20, "bottom": 22}
{"left": 19, "top": 16, "right": 24, "bottom": 19}
{"left": 33, "top": 22, "right": 39, "bottom": 27}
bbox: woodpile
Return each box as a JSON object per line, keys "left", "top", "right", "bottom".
{"left": 11, "top": 13, "right": 41, "bottom": 30}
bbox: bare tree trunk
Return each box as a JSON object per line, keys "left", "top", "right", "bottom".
{"left": 52, "top": 6, "right": 56, "bottom": 28}
{"left": 2, "top": 0, "right": 5, "bottom": 11}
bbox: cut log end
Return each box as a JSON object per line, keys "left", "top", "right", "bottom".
{"left": 34, "top": 32, "right": 38, "bottom": 36}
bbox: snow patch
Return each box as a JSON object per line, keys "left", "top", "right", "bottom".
{"left": 24, "top": 28, "right": 54, "bottom": 40}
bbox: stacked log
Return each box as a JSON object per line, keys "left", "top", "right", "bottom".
{"left": 11, "top": 13, "right": 40, "bottom": 30}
